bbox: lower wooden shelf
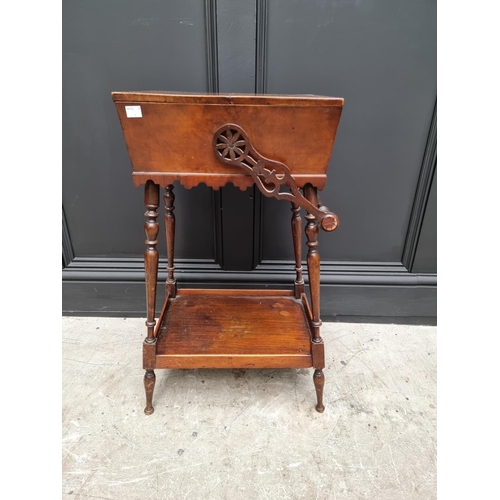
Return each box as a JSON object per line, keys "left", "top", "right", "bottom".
{"left": 153, "top": 288, "right": 314, "bottom": 369}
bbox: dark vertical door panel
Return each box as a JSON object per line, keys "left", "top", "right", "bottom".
{"left": 412, "top": 168, "right": 437, "bottom": 273}
{"left": 62, "top": 0, "right": 214, "bottom": 258}
{"left": 63, "top": 0, "right": 437, "bottom": 319}
{"left": 262, "top": 197, "right": 296, "bottom": 261}
{"left": 215, "top": 0, "right": 260, "bottom": 270}
{"left": 218, "top": 186, "right": 256, "bottom": 270}
{"left": 262, "top": 0, "right": 437, "bottom": 262}
{"left": 217, "top": 0, "right": 256, "bottom": 93}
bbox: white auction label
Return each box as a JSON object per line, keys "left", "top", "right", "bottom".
{"left": 125, "top": 105, "right": 142, "bottom": 118}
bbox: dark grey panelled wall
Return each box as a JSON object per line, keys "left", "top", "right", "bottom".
{"left": 63, "top": 0, "right": 215, "bottom": 260}
{"left": 63, "top": 0, "right": 437, "bottom": 322}
{"left": 262, "top": 0, "right": 437, "bottom": 262}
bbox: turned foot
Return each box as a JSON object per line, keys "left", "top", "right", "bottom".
{"left": 144, "top": 369, "right": 156, "bottom": 415}
{"left": 313, "top": 369, "right": 325, "bottom": 413}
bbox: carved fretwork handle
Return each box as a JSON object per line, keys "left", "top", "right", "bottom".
{"left": 212, "top": 124, "right": 339, "bottom": 232}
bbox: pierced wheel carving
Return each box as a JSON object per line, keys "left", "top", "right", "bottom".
{"left": 214, "top": 127, "right": 250, "bottom": 162}
{"left": 212, "top": 123, "right": 339, "bottom": 232}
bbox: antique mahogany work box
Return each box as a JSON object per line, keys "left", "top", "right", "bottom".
{"left": 112, "top": 91, "right": 343, "bottom": 414}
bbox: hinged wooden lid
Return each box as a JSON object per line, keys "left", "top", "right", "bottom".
{"left": 112, "top": 91, "right": 344, "bottom": 190}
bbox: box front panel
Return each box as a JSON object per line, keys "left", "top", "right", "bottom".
{"left": 115, "top": 102, "right": 341, "bottom": 176}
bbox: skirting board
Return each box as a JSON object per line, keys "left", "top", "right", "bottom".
{"left": 62, "top": 281, "right": 436, "bottom": 325}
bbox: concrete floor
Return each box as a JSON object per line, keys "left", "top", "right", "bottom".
{"left": 62, "top": 317, "right": 436, "bottom": 500}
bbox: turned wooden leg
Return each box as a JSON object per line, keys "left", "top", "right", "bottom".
{"left": 143, "top": 181, "right": 159, "bottom": 414}
{"left": 313, "top": 369, "right": 325, "bottom": 413}
{"left": 306, "top": 211, "right": 326, "bottom": 413}
{"left": 305, "top": 209, "right": 321, "bottom": 341}
{"left": 164, "top": 184, "right": 177, "bottom": 298}
{"left": 144, "top": 180, "right": 160, "bottom": 340}
{"left": 144, "top": 370, "right": 156, "bottom": 415}
{"left": 304, "top": 185, "right": 326, "bottom": 412}
{"left": 291, "top": 202, "right": 305, "bottom": 298}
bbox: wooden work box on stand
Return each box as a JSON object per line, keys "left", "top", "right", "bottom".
{"left": 112, "top": 91, "right": 344, "bottom": 414}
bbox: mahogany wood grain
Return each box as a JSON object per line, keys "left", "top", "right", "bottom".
{"left": 116, "top": 103, "right": 338, "bottom": 175}
{"left": 291, "top": 202, "right": 305, "bottom": 298}
{"left": 132, "top": 173, "right": 327, "bottom": 191}
{"left": 155, "top": 293, "right": 313, "bottom": 369}
{"left": 112, "top": 92, "right": 343, "bottom": 190}
{"left": 300, "top": 292, "right": 314, "bottom": 324}
{"left": 303, "top": 183, "right": 327, "bottom": 411}
{"left": 143, "top": 339, "right": 156, "bottom": 370}
{"left": 179, "top": 288, "right": 294, "bottom": 297}
{"left": 305, "top": 209, "right": 322, "bottom": 341}
{"left": 311, "top": 341, "right": 325, "bottom": 370}
{"left": 144, "top": 181, "right": 159, "bottom": 341}
{"left": 164, "top": 185, "right": 177, "bottom": 298}
{"left": 153, "top": 292, "right": 170, "bottom": 339}
{"left": 112, "top": 90, "right": 343, "bottom": 413}
{"left": 212, "top": 124, "right": 338, "bottom": 231}
{"left": 144, "top": 370, "right": 155, "bottom": 415}
{"left": 156, "top": 354, "right": 311, "bottom": 370}
{"left": 112, "top": 91, "right": 343, "bottom": 107}
{"left": 313, "top": 369, "right": 325, "bottom": 413}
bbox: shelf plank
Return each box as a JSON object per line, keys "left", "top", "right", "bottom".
{"left": 155, "top": 292, "right": 313, "bottom": 369}
{"left": 156, "top": 354, "right": 311, "bottom": 370}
